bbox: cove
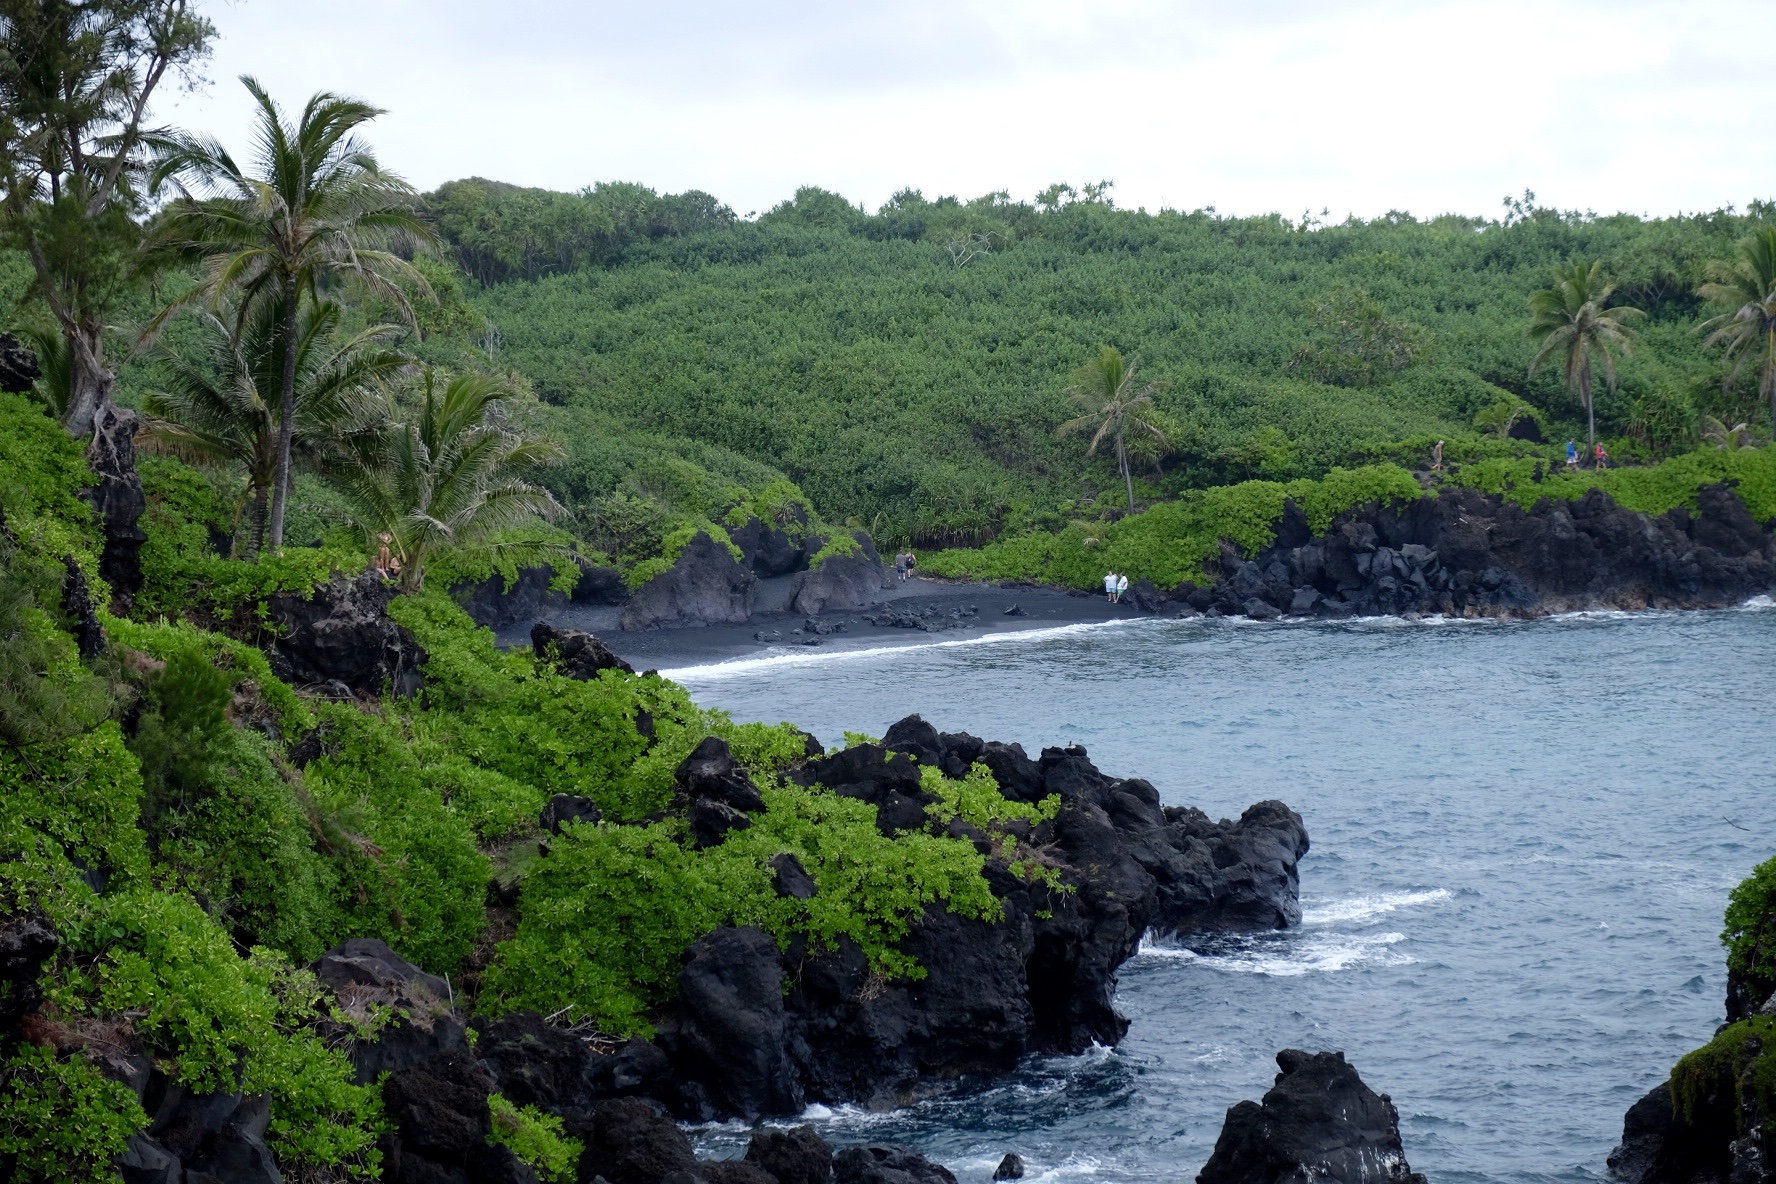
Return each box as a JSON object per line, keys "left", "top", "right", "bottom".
{"left": 674, "top": 604, "right": 1776, "bottom": 1183}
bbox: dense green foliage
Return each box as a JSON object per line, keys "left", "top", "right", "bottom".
{"left": 488, "top": 1093, "right": 582, "bottom": 1183}
{"left": 427, "top": 182, "right": 1776, "bottom": 545}
{"left": 1724, "top": 855, "right": 1776, "bottom": 1008}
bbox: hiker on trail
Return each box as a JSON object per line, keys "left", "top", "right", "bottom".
{"left": 905, "top": 551, "right": 917, "bottom": 578}
{"left": 1116, "top": 573, "right": 1130, "bottom": 604}
{"left": 1104, "top": 571, "right": 1117, "bottom": 602}
{"left": 1595, "top": 442, "right": 1609, "bottom": 469}
{"left": 1431, "top": 440, "right": 1444, "bottom": 472}
{"left": 1566, "top": 440, "right": 1578, "bottom": 468}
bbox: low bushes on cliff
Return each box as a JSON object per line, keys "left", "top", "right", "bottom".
{"left": 1451, "top": 447, "right": 1776, "bottom": 522}
{"left": 922, "top": 464, "right": 1423, "bottom": 589}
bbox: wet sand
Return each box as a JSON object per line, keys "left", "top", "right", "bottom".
{"left": 495, "top": 577, "right": 1150, "bottom": 672}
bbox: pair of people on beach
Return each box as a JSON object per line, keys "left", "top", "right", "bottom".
{"left": 1104, "top": 571, "right": 1129, "bottom": 603}
{"left": 893, "top": 550, "right": 917, "bottom": 582}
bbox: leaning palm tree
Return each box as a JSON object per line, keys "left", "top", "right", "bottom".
{"left": 1057, "top": 345, "right": 1168, "bottom": 512}
{"left": 335, "top": 370, "right": 565, "bottom": 592}
{"left": 1697, "top": 228, "right": 1776, "bottom": 430}
{"left": 1701, "top": 416, "right": 1761, "bottom": 452}
{"left": 141, "top": 298, "right": 409, "bottom": 557}
{"left": 1527, "top": 258, "right": 1643, "bottom": 453}
{"left": 149, "top": 76, "right": 436, "bottom": 551}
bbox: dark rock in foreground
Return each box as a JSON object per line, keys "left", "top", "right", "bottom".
{"left": 267, "top": 571, "right": 427, "bottom": 698}
{"left": 623, "top": 531, "right": 759, "bottom": 630}
{"left": 1198, "top": 1049, "right": 1426, "bottom": 1184}
{"left": 1175, "top": 483, "right": 1775, "bottom": 621}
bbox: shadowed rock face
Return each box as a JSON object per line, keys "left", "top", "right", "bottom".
{"left": 1197, "top": 1050, "right": 1426, "bottom": 1184}
{"left": 623, "top": 532, "right": 758, "bottom": 630}
{"left": 792, "top": 533, "right": 888, "bottom": 615}
{"left": 80, "top": 404, "right": 147, "bottom": 611}
{"left": 267, "top": 572, "right": 427, "bottom": 698}
{"left": 730, "top": 509, "right": 812, "bottom": 578}
{"left": 0, "top": 331, "right": 41, "bottom": 394}
{"left": 532, "top": 621, "right": 634, "bottom": 679}
{"left": 1180, "top": 484, "right": 1775, "bottom": 620}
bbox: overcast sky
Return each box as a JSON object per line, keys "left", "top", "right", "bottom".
{"left": 162, "top": 0, "right": 1774, "bottom": 222}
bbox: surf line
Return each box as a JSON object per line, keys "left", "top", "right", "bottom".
{"left": 662, "top": 616, "right": 1156, "bottom": 682}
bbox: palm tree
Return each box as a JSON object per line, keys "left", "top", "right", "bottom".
{"left": 1527, "top": 258, "right": 1643, "bottom": 453}
{"left": 1697, "top": 228, "right": 1776, "bottom": 429}
{"left": 149, "top": 76, "right": 435, "bottom": 551}
{"left": 141, "top": 298, "right": 408, "bottom": 557}
{"left": 1701, "top": 416, "right": 1761, "bottom": 452}
{"left": 1057, "top": 345, "right": 1168, "bottom": 512}
{"left": 335, "top": 370, "right": 565, "bottom": 592}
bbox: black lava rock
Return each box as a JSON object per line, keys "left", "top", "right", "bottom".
{"left": 1197, "top": 1049, "right": 1426, "bottom": 1184}
{"left": 532, "top": 621, "right": 635, "bottom": 679}
{"left": 541, "top": 793, "right": 603, "bottom": 835}
{"left": 267, "top": 571, "right": 427, "bottom": 698}
{"left": 835, "top": 1146, "right": 958, "bottom": 1184}
{"left": 622, "top": 531, "right": 758, "bottom": 630}
{"left": 746, "top": 1125, "right": 835, "bottom": 1184}
{"left": 994, "top": 1153, "right": 1026, "bottom": 1180}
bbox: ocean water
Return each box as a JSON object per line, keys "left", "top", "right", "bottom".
{"left": 667, "top": 602, "right": 1776, "bottom": 1184}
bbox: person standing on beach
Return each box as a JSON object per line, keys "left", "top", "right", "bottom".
{"left": 905, "top": 551, "right": 917, "bottom": 579}
{"left": 1104, "top": 571, "right": 1117, "bottom": 602}
{"left": 1116, "top": 572, "right": 1129, "bottom": 604}
{"left": 894, "top": 550, "right": 908, "bottom": 582}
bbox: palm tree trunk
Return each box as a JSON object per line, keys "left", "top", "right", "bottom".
{"left": 246, "top": 486, "right": 269, "bottom": 559}
{"left": 1765, "top": 326, "right": 1776, "bottom": 431}
{"left": 1118, "top": 435, "right": 1135, "bottom": 512}
{"left": 1580, "top": 353, "right": 1596, "bottom": 455}
{"left": 267, "top": 280, "right": 300, "bottom": 551}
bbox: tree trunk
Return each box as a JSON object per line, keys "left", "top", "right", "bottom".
{"left": 245, "top": 486, "right": 269, "bottom": 559}
{"left": 1765, "top": 326, "right": 1775, "bottom": 431}
{"left": 61, "top": 324, "right": 114, "bottom": 439}
{"left": 267, "top": 281, "right": 300, "bottom": 551}
{"left": 1580, "top": 352, "right": 1596, "bottom": 455}
{"left": 1117, "top": 435, "right": 1134, "bottom": 513}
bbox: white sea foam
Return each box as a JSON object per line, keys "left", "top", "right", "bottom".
{"left": 1138, "top": 930, "right": 1413, "bottom": 976}
{"left": 1302, "top": 888, "right": 1451, "bottom": 926}
{"left": 1741, "top": 594, "right": 1775, "bottom": 611}
{"left": 662, "top": 617, "right": 1150, "bottom": 681}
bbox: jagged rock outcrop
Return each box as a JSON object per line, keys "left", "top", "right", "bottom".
{"left": 61, "top": 555, "right": 106, "bottom": 659}
{"left": 1607, "top": 1079, "right": 1740, "bottom": 1184}
{"left": 1175, "top": 483, "right": 1775, "bottom": 620}
{"left": 267, "top": 571, "right": 427, "bottom": 698}
{"left": 835, "top": 1146, "right": 958, "bottom": 1184}
{"left": 622, "top": 532, "right": 758, "bottom": 630}
{"left": 730, "top": 509, "right": 812, "bottom": 578}
{"left": 452, "top": 557, "right": 629, "bottom": 630}
{"left": 1197, "top": 1050, "right": 1426, "bottom": 1184}
{"left": 613, "top": 715, "right": 1307, "bottom": 1117}
{"left": 791, "top": 534, "right": 888, "bottom": 615}
{"left": 80, "top": 404, "right": 147, "bottom": 610}
{"left": 0, "top": 910, "right": 58, "bottom": 1041}
{"left": 0, "top": 331, "right": 41, "bottom": 394}
{"left": 531, "top": 621, "right": 635, "bottom": 679}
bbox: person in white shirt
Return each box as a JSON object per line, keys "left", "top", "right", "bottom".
{"left": 1104, "top": 572, "right": 1117, "bottom": 602}
{"left": 1116, "top": 573, "right": 1129, "bottom": 603}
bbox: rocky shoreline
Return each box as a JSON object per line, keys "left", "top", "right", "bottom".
{"left": 446, "top": 482, "right": 1776, "bottom": 673}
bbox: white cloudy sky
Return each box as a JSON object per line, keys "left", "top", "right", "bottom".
{"left": 162, "top": 0, "right": 1773, "bottom": 221}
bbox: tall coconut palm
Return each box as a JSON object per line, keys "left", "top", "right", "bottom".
{"left": 1697, "top": 228, "right": 1776, "bottom": 429}
{"left": 335, "top": 370, "right": 564, "bottom": 591}
{"left": 1057, "top": 345, "right": 1168, "bottom": 512}
{"left": 1527, "top": 258, "right": 1643, "bottom": 452}
{"left": 141, "top": 298, "right": 408, "bottom": 557}
{"left": 149, "top": 75, "right": 435, "bottom": 551}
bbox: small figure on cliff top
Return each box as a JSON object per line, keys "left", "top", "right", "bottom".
{"left": 1431, "top": 440, "right": 1444, "bottom": 472}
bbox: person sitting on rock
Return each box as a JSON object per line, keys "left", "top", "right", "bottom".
{"left": 372, "top": 532, "right": 401, "bottom": 579}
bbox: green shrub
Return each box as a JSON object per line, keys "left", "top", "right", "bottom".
{"left": 919, "top": 763, "right": 1059, "bottom": 829}
{"left": 1452, "top": 446, "right": 1776, "bottom": 522}
{"left": 105, "top": 616, "right": 313, "bottom": 741}
{"left": 0, "top": 392, "right": 102, "bottom": 578}
{"left": 488, "top": 1093, "right": 583, "bottom": 1183}
{"left": 0, "top": 724, "right": 151, "bottom": 908}
{"left": 807, "top": 532, "right": 862, "bottom": 568}
{"left": 128, "top": 642, "right": 340, "bottom": 960}
{"left": 1670, "top": 1015, "right": 1776, "bottom": 1134}
{"left": 0, "top": 1044, "right": 149, "bottom": 1184}
{"left": 1725, "top": 855, "right": 1776, "bottom": 1009}
{"left": 387, "top": 588, "right": 530, "bottom": 709}
{"left": 623, "top": 521, "right": 744, "bottom": 589}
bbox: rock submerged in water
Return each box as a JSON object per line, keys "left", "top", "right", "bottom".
{"left": 1197, "top": 1050, "right": 1426, "bottom": 1184}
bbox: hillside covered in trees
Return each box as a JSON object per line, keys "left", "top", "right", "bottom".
{"left": 422, "top": 178, "right": 1776, "bottom": 547}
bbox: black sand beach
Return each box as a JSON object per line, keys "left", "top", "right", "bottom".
{"left": 495, "top": 576, "right": 1148, "bottom": 671}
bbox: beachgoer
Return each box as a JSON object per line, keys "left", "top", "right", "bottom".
{"left": 1566, "top": 440, "right": 1578, "bottom": 468}
{"left": 905, "top": 551, "right": 916, "bottom": 578}
{"left": 373, "top": 532, "right": 396, "bottom": 579}
{"left": 1116, "top": 573, "right": 1129, "bottom": 604}
{"left": 1104, "top": 571, "right": 1117, "bottom": 602}
{"left": 1595, "top": 442, "right": 1608, "bottom": 469}
{"left": 1431, "top": 440, "right": 1444, "bottom": 472}
{"left": 894, "top": 550, "right": 908, "bottom": 582}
